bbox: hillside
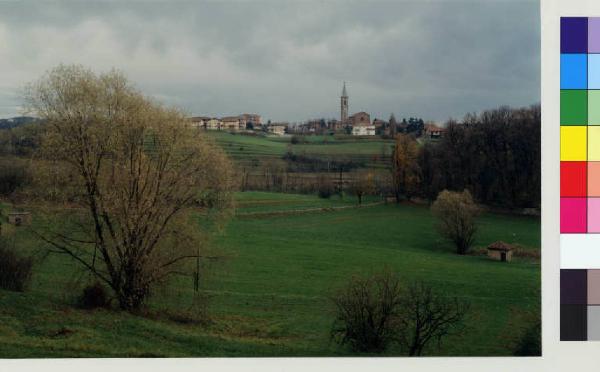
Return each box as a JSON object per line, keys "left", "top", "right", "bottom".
{"left": 206, "top": 131, "right": 394, "bottom": 170}
{"left": 0, "top": 192, "right": 540, "bottom": 357}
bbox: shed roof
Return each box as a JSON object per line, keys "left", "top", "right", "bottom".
{"left": 487, "top": 241, "right": 513, "bottom": 251}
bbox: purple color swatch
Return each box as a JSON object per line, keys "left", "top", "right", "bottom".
{"left": 561, "top": 269, "right": 588, "bottom": 305}
{"left": 589, "top": 18, "right": 600, "bottom": 53}
{"left": 562, "top": 17, "right": 588, "bottom": 53}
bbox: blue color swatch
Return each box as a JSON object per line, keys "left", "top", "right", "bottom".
{"left": 561, "top": 54, "right": 588, "bottom": 89}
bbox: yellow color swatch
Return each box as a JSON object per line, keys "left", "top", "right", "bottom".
{"left": 590, "top": 126, "right": 600, "bottom": 161}
{"left": 561, "top": 126, "right": 587, "bottom": 161}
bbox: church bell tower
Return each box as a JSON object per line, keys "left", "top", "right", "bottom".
{"left": 340, "top": 82, "right": 348, "bottom": 126}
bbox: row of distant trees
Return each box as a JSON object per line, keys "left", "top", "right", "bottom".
{"left": 393, "top": 105, "right": 541, "bottom": 209}
{"left": 0, "top": 105, "right": 541, "bottom": 211}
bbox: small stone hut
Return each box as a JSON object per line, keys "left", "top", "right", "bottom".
{"left": 487, "top": 241, "right": 513, "bottom": 262}
{"left": 8, "top": 212, "right": 32, "bottom": 226}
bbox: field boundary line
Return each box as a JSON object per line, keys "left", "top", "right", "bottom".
{"left": 235, "top": 201, "right": 385, "bottom": 218}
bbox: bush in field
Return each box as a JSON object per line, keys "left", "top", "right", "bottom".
{"left": 330, "top": 270, "right": 403, "bottom": 353}
{"left": 79, "top": 282, "right": 110, "bottom": 309}
{"left": 504, "top": 301, "right": 541, "bottom": 356}
{"left": 0, "top": 161, "right": 30, "bottom": 196}
{"left": 318, "top": 188, "right": 333, "bottom": 199}
{"left": 349, "top": 171, "right": 375, "bottom": 205}
{"left": 290, "top": 135, "right": 305, "bottom": 144}
{"left": 512, "top": 317, "right": 541, "bottom": 356}
{"left": 431, "top": 190, "right": 479, "bottom": 255}
{"left": 0, "top": 244, "right": 34, "bottom": 292}
{"left": 331, "top": 271, "right": 469, "bottom": 355}
{"left": 317, "top": 175, "right": 334, "bottom": 199}
{"left": 397, "top": 281, "right": 469, "bottom": 356}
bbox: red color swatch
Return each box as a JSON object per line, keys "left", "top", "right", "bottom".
{"left": 561, "top": 161, "right": 587, "bottom": 197}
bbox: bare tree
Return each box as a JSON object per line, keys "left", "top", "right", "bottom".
{"left": 398, "top": 282, "right": 469, "bottom": 356}
{"left": 431, "top": 189, "right": 479, "bottom": 255}
{"left": 25, "top": 65, "right": 234, "bottom": 310}
{"left": 330, "top": 270, "right": 404, "bottom": 353}
{"left": 331, "top": 271, "right": 469, "bottom": 355}
{"left": 350, "top": 170, "right": 375, "bottom": 205}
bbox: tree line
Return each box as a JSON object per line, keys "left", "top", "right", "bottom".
{"left": 393, "top": 105, "right": 541, "bottom": 209}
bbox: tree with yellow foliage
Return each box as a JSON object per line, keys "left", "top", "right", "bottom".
{"left": 391, "top": 134, "right": 421, "bottom": 202}
{"left": 25, "top": 65, "right": 234, "bottom": 311}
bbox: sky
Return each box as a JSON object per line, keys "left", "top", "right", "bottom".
{"left": 0, "top": 0, "right": 540, "bottom": 123}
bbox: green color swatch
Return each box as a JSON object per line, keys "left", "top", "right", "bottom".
{"left": 561, "top": 89, "right": 588, "bottom": 125}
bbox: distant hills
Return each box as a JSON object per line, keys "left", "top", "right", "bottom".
{"left": 0, "top": 116, "right": 40, "bottom": 129}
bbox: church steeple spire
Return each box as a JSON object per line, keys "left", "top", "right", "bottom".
{"left": 340, "top": 82, "right": 348, "bottom": 125}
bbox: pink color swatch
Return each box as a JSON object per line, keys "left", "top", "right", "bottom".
{"left": 561, "top": 197, "right": 587, "bottom": 233}
{"left": 589, "top": 198, "right": 600, "bottom": 232}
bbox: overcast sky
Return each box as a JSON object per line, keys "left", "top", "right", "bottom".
{"left": 0, "top": 0, "right": 539, "bottom": 123}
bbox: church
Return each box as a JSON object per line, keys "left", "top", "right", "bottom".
{"left": 340, "top": 82, "right": 375, "bottom": 136}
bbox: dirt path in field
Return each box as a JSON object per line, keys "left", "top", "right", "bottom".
{"left": 235, "top": 201, "right": 385, "bottom": 219}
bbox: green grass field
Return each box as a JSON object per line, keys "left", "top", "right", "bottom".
{"left": 207, "top": 131, "right": 394, "bottom": 169}
{"left": 0, "top": 192, "right": 540, "bottom": 357}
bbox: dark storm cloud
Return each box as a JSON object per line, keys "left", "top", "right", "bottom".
{"left": 0, "top": 0, "right": 539, "bottom": 123}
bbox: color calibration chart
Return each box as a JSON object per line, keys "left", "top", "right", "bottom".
{"left": 561, "top": 17, "right": 600, "bottom": 341}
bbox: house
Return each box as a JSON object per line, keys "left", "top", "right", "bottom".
{"left": 352, "top": 125, "right": 376, "bottom": 136}
{"left": 189, "top": 116, "right": 210, "bottom": 129}
{"left": 487, "top": 241, "right": 513, "bottom": 262}
{"left": 348, "top": 112, "right": 370, "bottom": 126}
{"left": 239, "top": 113, "right": 262, "bottom": 129}
{"left": 349, "top": 112, "right": 375, "bottom": 136}
{"left": 8, "top": 212, "right": 32, "bottom": 226}
{"left": 372, "top": 118, "right": 388, "bottom": 135}
{"left": 221, "top": 116, "right": 243, "bottom": 131}
{"left": 372, "top": 118, "right": 388, "bottom": 128}
{"left": 267, "top": 123, "right": 288, "bottom": 136}
{"left": 328, "top": 119, "right": 342, "bottom": 131}
{"left": 423, "top": 123, "right": 445, "bottom": 139}
{"left": 206, "top": 118, "right": 222, "bottom": 130}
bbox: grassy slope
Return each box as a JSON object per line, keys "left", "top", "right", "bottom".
{"left": 235, "top": 191, "right": 380, "bottom": 214}
{"left": 207, "top": 131, "right": 393, "bottom": 168}
{"left": 0, "top": 192, "right": 540, "bottom": 357}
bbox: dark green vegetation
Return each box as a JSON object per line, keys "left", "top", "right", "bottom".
{"left": 0, "top": 192, "right": 539, "bottom": 357}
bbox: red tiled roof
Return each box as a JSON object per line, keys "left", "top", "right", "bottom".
{"left": 487, "top": 241, "right": 513, "bottom": 251}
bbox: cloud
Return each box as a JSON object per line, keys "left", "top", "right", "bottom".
{"left": 0, "top": 0, "right": 540, "bottom": 122}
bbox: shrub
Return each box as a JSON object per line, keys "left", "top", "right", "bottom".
{"left": 398, "top": 281, "right": 470, "bottom": 356}
{"left": 318, "top": 188, "right": 332, "bottom": 199}
{"left": 0, "top": 161, "right": 30, "bottom": 196}
{"left": 79, "top": 282, "right": 110, "bottom": 309}
{"left": 513, "top": 317, "right": 541, "bottom": 356}
{"left": 0, "top": 245, "right": 34, "bottom": 292}
{"left": 290, "top": 135, "right": 306, "bottom": 144}
{"left": 504, "top": 303, "right": 541, "bottom": 356}
{"left": 330, "top": 271, "right": 403, "bottom": 353}
{"left": 331, "top": 271, "right": 470, "bottom": 355}
{"left": 431, "top": 189, "right": 479, "bottom": 254}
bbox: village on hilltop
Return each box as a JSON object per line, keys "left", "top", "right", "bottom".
{"left": 189, "top": 82, "right": 446, "bottom": 139}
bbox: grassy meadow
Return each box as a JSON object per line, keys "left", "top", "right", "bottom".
{"left": 208, "top": 131, "right": 394, "bottom": 169}
{"left": 0, "top": 191, "right": 540, "bottom": 357}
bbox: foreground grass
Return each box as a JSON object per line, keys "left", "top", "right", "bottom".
{"left": 0, "top": 192, "right": 540, "bottom": 357}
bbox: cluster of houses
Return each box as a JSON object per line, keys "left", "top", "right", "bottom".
{"left": 189, "top": 113, "right": 261, "bottom": 131}
{"left": 188, "top": 114, "right": 289, "bottom": 136}
{"left": 291, "top": 114, "right": 445, "bottom": 139}
{"left": 288, "top": 83, "right": 446, "bottom": 139}
{"left": 187, "top": 83, "right": 446, "bottom": 139}
{"left": 189, "top": 112, "right": 445, "bottom": 139}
